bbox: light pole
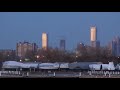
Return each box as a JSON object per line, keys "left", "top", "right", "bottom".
{"left": 36, "top": 55, "right": 40, "bottom": 61}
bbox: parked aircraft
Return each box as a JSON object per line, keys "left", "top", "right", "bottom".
{"left": 89, "top": 62, "right": 115, "bottom": 70}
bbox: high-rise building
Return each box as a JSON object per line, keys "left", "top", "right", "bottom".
{"left": 110, "top": 36, "right": 120, "bottom": 56}
{"left": 42, "top": 33, "right": 48, "bottom": 50}
{"left": 116, "top": 37, "right": 120, "bottom": 56}
{"left": 90, "top": 26, "right": 97, "bottom": 41}
{"left": 60, "top": 39, "right": 65, "bottom": 50}
{"left": 111, "top": 40, "right": 117, "bottom": 56}
{"left": 91, "top": 41, "right": 100, "bottom": 48}
{"left": 16, "top": 41, "right": 38, "bottom": 58}
{"left": 90, "top": 26, "right": 100, "bottom": 48}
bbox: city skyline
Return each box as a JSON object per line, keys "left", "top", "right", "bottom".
{"left": 0, "top": 12, "right": 120, "bottom": 50}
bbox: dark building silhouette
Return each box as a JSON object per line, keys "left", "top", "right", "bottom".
{"left": 91, "top": 41, "right": 100, "bottom": 48}
{"left": 109, "top": 36, "right": 120, "bottom": 57}
{"left": 60, "top": 39, "right": 65, "bottom": 50}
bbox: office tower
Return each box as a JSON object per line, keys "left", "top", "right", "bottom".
{"left": 90, "top": 26, "right": 100, "bottom": 48}
{"left": 111, "top": 40, "right": 117, "bottom": 56}
{"left": 42, "top": 33, "right": 48, "bottom": 50}
{"left": 116, "top": 36, "right": 120, "bottom": 56}
{"left": 90, "top": 26, "right": 97, "bottom": 41}
{"left": 16, "top": 41, "right": 38, "bottom": 58}
{"left": 110, "top": 36, "right": 120, "bottom": 56}
{"left": 60, "top": 39, "right": 65, "bottom": 50}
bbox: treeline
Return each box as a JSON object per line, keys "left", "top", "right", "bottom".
{"left": 0, "top": 51, "right": 16, "bottom": 62}
{"left": 0, "top": 46, "right": 120, "bottom": 63}
{"left": 24, "top": 46, "right": 120, "bottom": 63}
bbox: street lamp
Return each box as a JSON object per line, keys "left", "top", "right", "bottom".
{"left": 36, "top": 55, "right": 40, "bottom": 59}
{"left": 35, "top": 55, "right": 40, "bottom": 61}
{"left": 76, "top": 56, "right": 78, "bottom": 58}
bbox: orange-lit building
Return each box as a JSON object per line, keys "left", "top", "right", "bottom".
{"left": 42, "top": 33, "right": 48, "bottom": 50}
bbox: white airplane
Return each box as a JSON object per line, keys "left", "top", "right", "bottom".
{"left": 59, "top": 63, "right": 69, "bottom": 69}
{"left": 115, "top": 63, "right": 120, "bottom": 70}
{"left": 2, "top": 61, "right": 39, "bottom": 69}
{"left": 39, "top": 63, "right": 59, "bottom": 69}
{"left": 21, "top": 63, "right": 39, "bottom": 68}
{"left": 2, "top": 61, "right": 23, "bottom": 69}
{"left": 89, "top": 62, "right": 115, "bottom": 70}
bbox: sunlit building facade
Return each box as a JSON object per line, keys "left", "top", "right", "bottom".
{"left": 90, "top": 26, "right": 100, "bottom": 48}
{"left": 90, "top": 26, "right": 97, "bottom": 41}
{"left": 42, "top": 33, "right": 48, "bottom": 50}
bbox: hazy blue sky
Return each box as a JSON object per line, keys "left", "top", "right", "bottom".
{"left": 0, "top": 12, "right": 120, "bottom": 50}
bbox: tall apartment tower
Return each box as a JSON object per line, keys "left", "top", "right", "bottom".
{"left": 110, "top": 36, "right": 120, "bottom": 57}
{"left": 90, "top": 26, "right": 97, "bottom": 41}
{"left": 42, "top": 32, "right": 48, "bottom": 50}
{"left": 90, "top": 26, "right": 100, "bottom": 48}
{"left": 60, "top": 39, "right": 65, "bottom": 50}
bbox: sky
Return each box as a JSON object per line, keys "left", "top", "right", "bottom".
{"left": 0, "top": 12, "right": 120, "bottom": 50}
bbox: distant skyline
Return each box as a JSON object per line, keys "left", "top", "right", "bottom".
{"left": 0, "top": 12, "right": 120, "bottom": 50}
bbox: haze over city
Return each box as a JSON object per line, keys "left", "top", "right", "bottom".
{"left": 0, "top": 12, "right": 120, "bottom": 50}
